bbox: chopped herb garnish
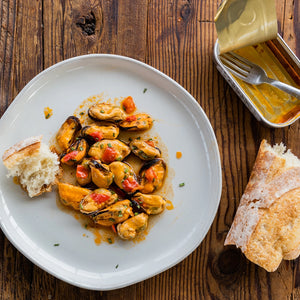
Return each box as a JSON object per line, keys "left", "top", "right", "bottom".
{"left": 108, "top": 238, "right": 112, "bottom": 244}
{"left": 79, "top": 112, "right": 84, "bottom": 115}
{"left": 54, "top": 243, "right": 60, "bottom": 247}
{"left": 134, "top": 212, "right": 139, "bottom": 216}
{"left": 137, "top": 117, "right": 141, "bottom": 120}
{"left": 100, "top": 110, "right": 105, "bottom": 113}
{"left": 100, "top": 144, "right": 104, "bottom": 149}
{"left": 111, "top": 190, "right": 116, "bottom": 195}
{"left": 109, "top": 218, "right": 115, "bottom": 222}
{"left": 71, "top": 147, "right": 75, "bottom": 150}
{"left": 113, "top": 133, "right": 115, "bottom": 137}
{"left": 108, "top": 143, "right": 112, "bottom": 148}
{"left": 124, "top": 168, "right": 129, "bottom": 173}
{"left": 115, "top": 264, "right": 119, "bottom": 269}
{"left": 45, "top": 113, "right": 50, "bottom": 119}
{"left": 132, "top": 146, "right": 137, "bottom": 150}
{"left": 84, "top": 224, "right": 88, "bottom": 228}
{"left": 116, "top": 157, "right": 122, "bottom": 161}
{"left": 143, "top": 88, "right": 147, "bottom": 93}
{"left": 137, "top": 137, "right": 141, "bottom": 140}
{"left": 179, "top": 182, "right": 185, "bottom": 187}
{"left": 79, "top": 147, "right": 83, "bottom": 151}
{"left": 118, "top": 211, "right": 123, "bottom": 217}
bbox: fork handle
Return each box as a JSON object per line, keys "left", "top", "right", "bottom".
{"left": 266, "top": 78, "right": 300, "bottom": 99}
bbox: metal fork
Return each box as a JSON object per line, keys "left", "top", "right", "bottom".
{"left": 220, "top": 52, "right": 300, "bottom": 99}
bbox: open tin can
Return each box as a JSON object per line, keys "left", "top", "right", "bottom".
{"left": 214, "top": 34, "right": 300, "bottom": 128}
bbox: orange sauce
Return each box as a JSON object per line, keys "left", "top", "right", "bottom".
{"left": 176, "top": 151, "right": 182, "bottom": 159}
{"left": 232, "top": 41, "right": 300, "bottom": 124}
{"left": 166, "top": 200, "right": 174, "bottom": 210}
{"left": 44, "top": 107, "right": 53, "bottom": 119}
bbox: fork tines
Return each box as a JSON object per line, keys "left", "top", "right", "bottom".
{"left": 219, "top": 52, "right": 252, "bottom": 79}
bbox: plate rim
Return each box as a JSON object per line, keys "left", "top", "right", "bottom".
{"left": 0, "top": 54, "right": 222, "bottom": 290}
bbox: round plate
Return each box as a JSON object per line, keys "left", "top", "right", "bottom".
{"left": 0, "top": 54, "right": 221, "bottom": 290}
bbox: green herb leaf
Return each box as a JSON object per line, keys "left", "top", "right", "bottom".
{"left": 100, "top": 110, "right": 105, "bottom": 113}
{"left": 108, "top": 238, "right": 112, "bottom": 244}
{"left": 54, "top": 243, "right": 60, "bottom": 247}
{"left": 143, "top": 88, "right": 147, "bottom": 93}
{"left": 108, "top": 143, "right": 112, "bottom": 148}
{"left": 179, "top": 182, "right": 185, "bottom": 187}
{"left": 115, "top": 264, "right": 119, "bottom": 269}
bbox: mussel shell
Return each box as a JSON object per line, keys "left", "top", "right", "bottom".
{"left": 81, "top": 124, "right": 119, "bottom": 143}
{"left": 119, "top": 113, "right": 153, "bottom": 131}
{"left": 117, "top": 213, "right": 148, "bottom": 240}
{"left": 109, "top": 161, "right": 140, "bottom": 194}
{"left": 56, "top": 116, "right": 82, "bottom": 151}
{"left": 91, "top": 199, "right": 133, "bottom": 226}
{"left": 80, "top": 188, "right": 118, "bottom": 215}
{"left": 88, "top": 103, "right": 126, "bottom": 122}
{"left": 60, "top": 138, "right": 89, "bottom": 165}
{"left": 139, "top": 159, "right": 166, "bottom": 193}
{"left": 130, "top": 139, "right": 161, "bottom": 160}
{"left": 88, "top": 139, "right": 131, "bottom": 163}
{"left": 89, "top": 159, "right": 114, "bottom": 188}
{"left": 76, "top": 158, "right": 92, "bottom": 186}
{"left": 131, "top": 192, "right": 166, "bottom": 215}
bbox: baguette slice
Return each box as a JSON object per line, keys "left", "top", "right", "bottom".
{"left": 225, "top": 140, "right": 300, "bottom": 272}
{"left": 2, "top": 136, "right": 60, "bottom": 197}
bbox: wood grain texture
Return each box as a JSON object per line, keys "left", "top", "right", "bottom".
{"left": 0, "top": 0, "right": 299, "bottom": 299}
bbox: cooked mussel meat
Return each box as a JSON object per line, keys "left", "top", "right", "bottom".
{"left": 139, "top": 159, "right": 166, "bottom": 193}
{"left": 56, "top": 116, "right": 81, "bottom": 151}
{"left": 81, "top": 124, "right": 119, "bottom": 143}
{"left": 76, "top": 158, "right": 92, "bottom": 186}
{"left": 130, "top": 138, "right": 161, "bottom": 160}
{"left": 80, "top": 188, "right": 118, "bottom": 215}
{"left": 58, "top": 182, "right": 91, "bottom": 210}
{"left": 92, "top": 200, "right": 133, "bottom": 226}
{"left": 119, "top": 113, "right": 153, "bottom": 131}
{"left": 117, "top": 213, "right": 148, "bottom": 240}
{"left": 61, "top": 138, "right": 89, "bottom": 165}
{"left": 89, "top": 159, "right": 114, "bottom": 188}
{"left": 131, "top": 192, "right": 166, "bottom": 215}
{"left": 88, "top": 139, "right": 130, "bottom": 164}
{"left": 88, "top": 103, "right": 126, "bottom": 122}
{"left": 110, "top": 161, "right": 140, "bottom": 194}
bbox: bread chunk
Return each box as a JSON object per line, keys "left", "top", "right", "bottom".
{"left": 225, "top": 140, "right": 300, "bottom": 272}
{"left": 2, "top": 136, "right": 60, "bottom": 197}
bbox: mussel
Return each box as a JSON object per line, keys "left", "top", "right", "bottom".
{"left": 117, "top": 213, "right": 148, "bottom": 240}
{"left": 89, "top": 159, "right": 114, "bottom": 188}
{"left": 56, "top": 116, "right": 81, "bottom": 151}
{"left": 60, "top": 138, "right": 89, "bottom": 165}
{"left": 139, "top": 159, "right": 166, "bottom": 193}
{"left": 131, "top": 192, "right": 166, "bottom": 215}
{"left": 88, "top": 103, "right": 126, "bottom": 122}
{"left": 58, "top": 182, "right": 91, "bottom": 210}
{"left": 81, "top": 124, "right": 119, "bottom": 143}
{"left": 110, "top": 161, "right": 140, "bottom": 194}
{"left": 80, "top": 188, "right": 118, "bottom": 215}
{"left": 129, "top": 138, "right": 161, "bottom": 160}
{"left": 119, "top": 113, "right": 153, "bottom": 131}
{"left": 92, "top": 200, "right": 133, "bottom": 226}
{"left": 76, "top": 158, "right": 92, "bottom": 186}
{"left": 88, "top": 139, "right": 130, "bottom": 164}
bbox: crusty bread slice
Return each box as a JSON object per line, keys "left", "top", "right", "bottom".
{"left": 225, "top": 139, "right": 300, "bottom": 272}
{"left": 2, "top": 136, "right": 60, "bottom": 197}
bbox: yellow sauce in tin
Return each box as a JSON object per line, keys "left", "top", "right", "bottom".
{"left": 232, "top": 41, "right": 300, "bottom": 124}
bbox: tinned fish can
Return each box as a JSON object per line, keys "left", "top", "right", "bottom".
{"left": 213, "top": 34, "right": 300, "bottom": 128}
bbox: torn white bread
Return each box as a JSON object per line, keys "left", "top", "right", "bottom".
{"left": 225, "top": 140, "right": 300, "bottom": 272}
{"left": 2, "top": 135, "right": 60, "bottom": 197}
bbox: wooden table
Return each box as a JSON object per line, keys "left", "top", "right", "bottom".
{"left": 0, "top": 0, "right": 299, "bottom": 299}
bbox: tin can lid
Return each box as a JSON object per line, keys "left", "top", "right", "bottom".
{"left": 215, "top": 0, "right": 278, "bottom": 54}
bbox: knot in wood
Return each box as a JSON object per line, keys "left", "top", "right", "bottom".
{"left": 76, "top": 11, "right": 96, "bottom": 36}
{"left": 180, "top": 3, "right": 192, "bottom": 22}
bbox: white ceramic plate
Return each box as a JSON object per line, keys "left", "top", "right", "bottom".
{"left": 0, "top": 54, "right": 221, "bottom": 290}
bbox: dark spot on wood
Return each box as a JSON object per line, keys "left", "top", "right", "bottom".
{"left": 209, "top": 247, "right": 246, "bottom": 290}
{"left": 76, "top": 11, "right": 96, "bottom": 36}
{"left": 180, "top": 3, "right": 192, "bottom": 22}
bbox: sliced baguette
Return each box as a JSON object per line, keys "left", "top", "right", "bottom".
{"left": 225, "top": 139, "right": 300, "bottom": 272}
{"left": 2, "top": 136, "right": 60, "bottom": 197}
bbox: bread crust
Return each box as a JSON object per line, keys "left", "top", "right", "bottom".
{"left": 2, "top": 136, "right": 42, "bottom": 169}
{"left": 225, "top": 140, "right": 300, "bottom": 271}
